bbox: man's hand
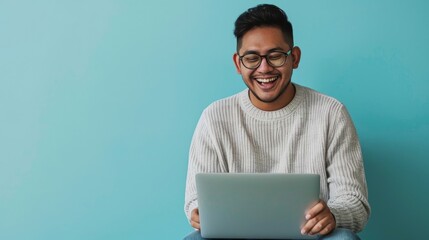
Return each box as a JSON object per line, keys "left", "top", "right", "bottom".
{"left": 190, "top": 208, "right": 201, "bottom": 230}
{"left": 301, "top": 200, "right": 336, "bottom": 236}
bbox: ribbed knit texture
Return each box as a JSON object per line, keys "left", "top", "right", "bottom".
{"left": 184, "top": 84, "right": 370, "bottom": 232}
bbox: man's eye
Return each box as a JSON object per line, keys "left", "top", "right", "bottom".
{"left": 244, "top": 56, "right": 260, "bottom": 62}
{"left": 268, "top": 54, "right": 282, "bottom": 60}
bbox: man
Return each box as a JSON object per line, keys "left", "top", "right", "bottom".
{"left": 184, "top": 4, "right": 370, "bottom": 240}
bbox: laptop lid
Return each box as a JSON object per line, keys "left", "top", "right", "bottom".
{"left": 196, "top": 173, "right": 320, "bottom": 239}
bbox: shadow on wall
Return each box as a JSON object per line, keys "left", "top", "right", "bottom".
{"left": 359, "top": 139, "right": 428, "bottom": 239}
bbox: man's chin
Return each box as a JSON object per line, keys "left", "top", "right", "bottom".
{"left": 251, "top": 91, "right": 280, "bottom": 104}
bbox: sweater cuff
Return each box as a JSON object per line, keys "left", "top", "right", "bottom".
{"left": 329, "top": 206, "right": 342, "bottom": 229}
{"left": 185, "top": 200, "right": 199, "bottom": 221}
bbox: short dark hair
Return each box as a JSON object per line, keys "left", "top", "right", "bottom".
{"left": 234, "top": 4, "right": 294, "bottom": 52}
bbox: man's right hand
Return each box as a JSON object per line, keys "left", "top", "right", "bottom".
{"left": 190, "top": 208, "right": 201, "bottom": 230}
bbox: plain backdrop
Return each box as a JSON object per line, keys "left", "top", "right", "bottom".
{"left": 1, "top": 0, "right": 428, "bottom": 239}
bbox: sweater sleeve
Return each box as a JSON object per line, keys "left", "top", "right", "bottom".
{"left": 184, "top": 110, "right": 226, "bottom": 221}
{"left": 326, "top": 105, "right": 371, "bottom": 232}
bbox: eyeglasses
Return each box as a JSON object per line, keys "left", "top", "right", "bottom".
{"left": 238, "top": 49, "right": 292, "bottom": 69}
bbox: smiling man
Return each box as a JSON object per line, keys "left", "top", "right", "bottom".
{"left": 184, "top": 4, "right": 370, "bottom": 240}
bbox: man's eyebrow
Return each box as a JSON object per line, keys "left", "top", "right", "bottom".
{"left": 241, "top": 50, "right": 259, "bottom": 55}
{"left": 267, "top": 47, "right": 286, "bottom": 52}
{"left": 241, "top": 47, "right": 286, "bottom": 55}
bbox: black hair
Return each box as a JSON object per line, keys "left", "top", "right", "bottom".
{"left": 234, "top": 4, "right": 294, "bottom": 52}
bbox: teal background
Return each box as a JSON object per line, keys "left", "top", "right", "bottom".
{"left": 1, "top": 0, "right": 428, "bottom": 239}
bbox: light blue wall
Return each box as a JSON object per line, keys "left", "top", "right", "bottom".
{"left": 1, "top": 0, "right": 428, "bottom": 239}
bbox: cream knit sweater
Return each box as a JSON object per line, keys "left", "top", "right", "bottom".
{"left": 184, "top": 84, "right": 370, "bottom": 232}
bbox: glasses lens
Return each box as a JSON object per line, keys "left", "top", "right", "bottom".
{"left": 267, "top": 52, "right": 286, "bottom": 67}
{"left": 242, "top": 54, "right": 261, "bottom": 69}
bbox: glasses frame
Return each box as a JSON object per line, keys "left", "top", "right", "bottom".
{"left": 238, "top": 49, "right": 292, "bottom": 70}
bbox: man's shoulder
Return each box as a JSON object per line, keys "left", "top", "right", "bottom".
{"left": 297, "top": 84, "right": 344, "bottom": 109}
{"left": 202, "top": 90, "right": 244, "bottom": 117}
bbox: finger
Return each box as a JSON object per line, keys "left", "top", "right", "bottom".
{"left": 308, "top": 215, "right": 331, "bottom": 235}
{"left": 191, "top": 220, "right": 200, "bottom": 229}
{"left": 319, "top": 222, "right": 335, "bottom": 235}
{"left": 301, "top": 215, "right": 320, "bottom": 235}
{"left": 305, "top": 201, "right": 325, "bottom": 220}
{"left": 301, "top": 206, "right": 332, "bottom": 235}
{"left": 302, "top": 208, "right": 325, "bottom": 231}
{"left": 190, "top": 220, "right": 201, "bottom": 230}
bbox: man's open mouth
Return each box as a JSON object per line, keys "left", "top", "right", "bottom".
{"left": 254, "top": 76, "right": 279, "bottom": 87}
{"left": 255, "top": 76, "right": 277, "bottom": 83}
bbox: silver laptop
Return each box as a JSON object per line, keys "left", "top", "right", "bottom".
{"left": 196, "top": 173, "right": 320, "bottom": 239}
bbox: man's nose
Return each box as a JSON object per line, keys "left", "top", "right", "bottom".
{"left": 257, "top": 57, "right": 274, "bottom": 72}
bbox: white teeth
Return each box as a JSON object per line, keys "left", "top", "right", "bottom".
{"left": 255, "top": 77, "right": 277, "bottom": 83}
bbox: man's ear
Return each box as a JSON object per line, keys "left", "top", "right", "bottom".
{"left": 233, "top": 53, "right": 242, "bottom": 74}
{"left": 291, "top": 46, "right": 301, "bottom": 69}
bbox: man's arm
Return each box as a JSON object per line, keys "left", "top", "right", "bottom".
{"left": 325, "top": 105, "right": 371, "bottom": 232}
{"left": 302, "top": 105, "right": 370, "bottom": 235}
{"left": 184, "top": 110, "right": 226, "bottom": 221}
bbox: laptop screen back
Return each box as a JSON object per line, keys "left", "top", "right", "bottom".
{"left": 196, "top": 173, "right": 320, "bottom": 239}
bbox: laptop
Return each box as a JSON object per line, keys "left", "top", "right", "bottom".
{"left": 196, "top": 173, "right": 320, "bottom": 239}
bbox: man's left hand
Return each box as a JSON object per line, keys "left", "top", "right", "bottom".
{"left": 301, "top": 200, "right": 336, "bottom": 236}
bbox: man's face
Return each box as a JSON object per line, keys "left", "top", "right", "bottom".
{"left": 233, "top": 26, "right": 301, "bottom": 111}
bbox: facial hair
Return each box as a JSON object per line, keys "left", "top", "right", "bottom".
{"left": 247, "top": 76, "right": 293, "bottom": 104}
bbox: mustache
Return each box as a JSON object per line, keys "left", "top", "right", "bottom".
{"left": 251, "top": 71, "right": 281, "bottom": 78}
